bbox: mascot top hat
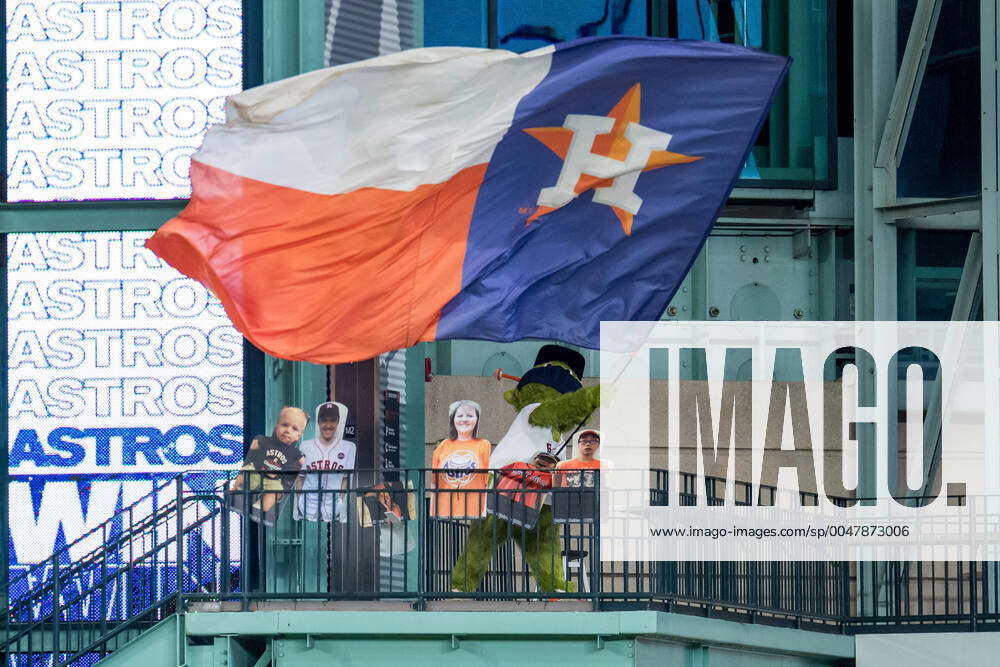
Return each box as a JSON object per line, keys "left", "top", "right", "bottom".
{"left": 490, "top": 344, "right": 599, "bottom": 469}
{"left": 516, "top": 344, "right": 586, "bottom": 395}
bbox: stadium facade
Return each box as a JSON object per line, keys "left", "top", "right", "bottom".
{"left": 3, "top": 1, "right": 999, "bottom": 665}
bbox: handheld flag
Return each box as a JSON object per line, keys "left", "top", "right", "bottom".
{"left": 147, "top": 37, "right": 789, "bottom": 363}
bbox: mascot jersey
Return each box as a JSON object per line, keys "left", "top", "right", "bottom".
{"left": 294, "top": 401, "right": 356, "bottom": 521}
{"left": 489, "top": 403, "right": 568, "bottom": 469}
{"left": 431, "top": 438, "right": 491, "bottom": 518}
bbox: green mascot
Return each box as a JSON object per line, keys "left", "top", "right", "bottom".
{"left": 451, "top": 344, "right": 600, "bottom": 593}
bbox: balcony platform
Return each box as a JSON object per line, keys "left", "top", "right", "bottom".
{"left": 178, "top": 609, "right": 855, "bottom": 667}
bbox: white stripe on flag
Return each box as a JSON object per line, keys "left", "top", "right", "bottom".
{"left": 198, "top": 46, "right": 554, "bottom": 195}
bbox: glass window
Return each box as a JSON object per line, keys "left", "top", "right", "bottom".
{"left": 896, "top": 0, "right": 980, "bottom": 199}
{"left": 897, "top": 230, "right": 978, "bottom": 321}
{"left": 5, "top": 0, "right": 244, "bottom": 202}
{"left": 483, "top": 0, "right": 835, "bottom": 187}
{"left": 495, "top": 0, "right": 647, "bottom": 52}
{"left": 674, "top": 1, "right": 834, "bottom": 186}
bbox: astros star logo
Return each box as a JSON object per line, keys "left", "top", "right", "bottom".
{"left": 524, "top": 83, "right": 701, "bottom": 235}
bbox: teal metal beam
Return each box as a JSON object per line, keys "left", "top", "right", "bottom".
{"left": 983, "top": 0, "right": 1000, "bottom": 319}
{"left": 257, "top": 0, "right": 330, "bottom": 596}
{"left": 412, "top": 0, "right": 424, "bottom": 47}
{"left": 262, "top": 0, "right": 326, "bottom": 82}
{"left": 253, "top": 644, "right": 273, "bottom": 667}
{"left": 405, "top": 344, "right": 427, "bottom": 469}
{"left": 185, "top": 610, "right": 855, "bottom": 660}
{"left": 404, "top": 343, "right": 427, "bottom": 591}
{"left": 649, "top": 612, "right": 852, "bottom": 660}
{"left": 876, "top": 0, "right": 943, "bottom": 171}
{"left": 0, "top": 201, "right": 184, "bottom": 234}
{"left": 854, "top": 0, "right": 899, "bottom": 322}
{"left": 854, "top": 1, "right": 901, "bottom": 622}
{"left": 187, "top": 610, "right": 632, "bottom": 638}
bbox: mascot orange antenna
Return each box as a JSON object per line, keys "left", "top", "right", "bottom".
{"left": 493, "top": 369, "right": 522, "bottom": 382}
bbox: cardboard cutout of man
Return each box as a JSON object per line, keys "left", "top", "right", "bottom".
{"left": 295, "top": 401, "right": 356, "bottom": 522}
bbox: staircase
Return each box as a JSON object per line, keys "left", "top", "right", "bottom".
{"left": 3, "top": 475, "right": 231, "bottom": 667}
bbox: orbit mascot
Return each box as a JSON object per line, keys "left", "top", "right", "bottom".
{"left": 451, "top": 344, "right": 600, "bottom": 593}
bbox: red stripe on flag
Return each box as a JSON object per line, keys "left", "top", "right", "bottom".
{"left": 147, "top": 160, "right": 487, "bottom": 363}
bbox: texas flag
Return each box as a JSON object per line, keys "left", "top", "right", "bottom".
{"left": 148, "top": 37, "right": 788, "bottom": 363}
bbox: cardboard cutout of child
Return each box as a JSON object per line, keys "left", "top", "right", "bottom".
{"left": 295, "top": 401, "right": 356, "bottom": 522}
{"left": 230, "top": 406, "right": 307, "bottom": 526}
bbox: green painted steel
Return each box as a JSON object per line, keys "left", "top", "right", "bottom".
{"left": 257, "top": 0, "right": 329, "bottom": 596}
{"left": 412, "top": 0, "right": 425, "bottom": 47}
{"left": 404, "top": 343, "right": 428, "bottom": 592}
{"left": 109, "top": 617, "right": 852, "bottom": 667}
{"left": 262, "top": 0, "right": 326, "bottom": 83}
{"left": 90, "top": 616, "right": 180, "bottom": 667}
{"left": 271, "top": 636, "right": 636, "bottom": 666}
{"left": 983, "top": 0, "right": 1000, "bottom": 320}
{"left": 183, "top": 610, "right": 854, "bottom": 666}
{"left": 0, "top": 202, "right": 185, "bottom": 233}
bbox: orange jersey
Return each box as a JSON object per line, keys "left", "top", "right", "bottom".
{"left": 431, "top": 438, "right": 491, "bottom": 518}
{"left": 496, "top": 462, "right": 552, "bottom": 508}
{"left": 555, "top": 458, "right": 601, "bottom": 488}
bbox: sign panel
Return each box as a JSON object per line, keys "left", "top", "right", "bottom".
{"left": 381, "top": 390, "right": 400, "bottom": 481}
{"left": 5, "top": 0, "right": 243, "bottom": 201}
{"left": 7, "top": 231, "right": 244, "bottom": 576}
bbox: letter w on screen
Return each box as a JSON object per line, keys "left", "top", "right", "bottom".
{"left": 148, "top": 37, "right": 788, "bottom": 363}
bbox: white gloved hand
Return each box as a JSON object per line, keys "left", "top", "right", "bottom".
{"left": 335, "top": 497, "right": 347, "bottom": 523}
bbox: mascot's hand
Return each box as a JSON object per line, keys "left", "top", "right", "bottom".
{"left": 527, "top": 385, "right": 601, "bottom": 432}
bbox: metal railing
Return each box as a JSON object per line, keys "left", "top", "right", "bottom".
{"left": 4, "top": 467, "right": 1000, "bottom": 666}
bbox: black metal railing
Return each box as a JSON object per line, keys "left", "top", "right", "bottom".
{"left": 4, "top": 467, "right": 1000, "bottom": 667}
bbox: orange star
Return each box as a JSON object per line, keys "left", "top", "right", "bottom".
{"left": 523, "top": 83, "right": 702, "bottom": 235}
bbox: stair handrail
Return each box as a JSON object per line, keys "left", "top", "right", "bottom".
{"left": 7, "top": 472, "right": 186, "bottom": 593}
{"left": 5, "top": 472, "right": 238, "bottom": 620}
{"left": 3, "top": 483, "right": 228, "bottom": 666}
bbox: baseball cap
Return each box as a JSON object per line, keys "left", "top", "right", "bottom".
{"left": 318, "top": 402, "right": 340, "bottom": 421}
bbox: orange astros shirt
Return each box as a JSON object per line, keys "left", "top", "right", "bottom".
{"left": 431, "top": 438, "right": 491, "bottom": 518}
{"left": 555, "top": 458, "right": 602, "bottom": 488}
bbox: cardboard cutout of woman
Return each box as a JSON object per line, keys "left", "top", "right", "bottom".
{"left": 431, "top": 400, "right": 492, "bottom": 519}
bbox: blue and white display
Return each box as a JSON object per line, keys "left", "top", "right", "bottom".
{"left": 6, "top": 0, "right": 243, "bottom": 201}
{"left": 7, "top": 231, "right": 244, "bottom": 569}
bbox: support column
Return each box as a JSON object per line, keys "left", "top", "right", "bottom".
{"left": 0, "top": 236, "right": 7, "bottom": 607}
{"left": 853, "top": 0, "right": 900, "bottom": 622}
{"left": 256, "top": 0, "right": 328, "bottom": 595}
{"left": 983, "top": 0, "right": 1000, "bottom": 319}
{"left": 854, "top": 0, "right": 899, "bottom": 322}
{"left": 263, "top": 0, "right": 327, "bottom": 82}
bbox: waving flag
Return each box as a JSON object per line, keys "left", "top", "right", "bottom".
{"left": 147, "top": 37, "right": 788, "bottom": 363}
